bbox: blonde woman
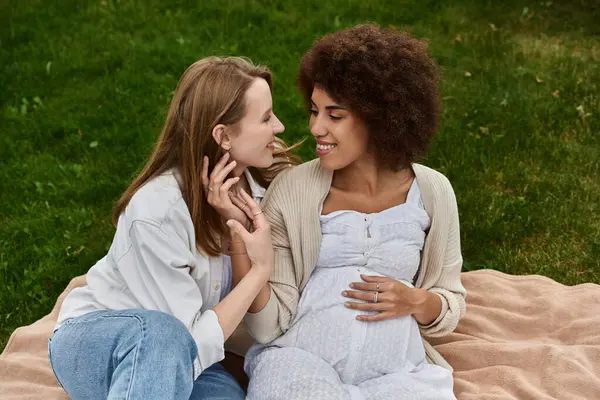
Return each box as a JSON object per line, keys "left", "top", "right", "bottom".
{"left": 47, "top": 57, "right": 298, "bottom": 400}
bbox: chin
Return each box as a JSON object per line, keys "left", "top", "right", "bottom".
{"left": 318, "top": 155, "right": 346, "bottom": 171}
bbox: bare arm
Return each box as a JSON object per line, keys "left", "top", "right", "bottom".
{"left": 212, "top": 191, "right": 274, "bottom": 340}
{"left": 229, "top": 230, "right": 273, "bottom": 313}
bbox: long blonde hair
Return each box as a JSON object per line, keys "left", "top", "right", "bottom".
{"left": 112, "top": 56, "right": 301, "bottom": 256}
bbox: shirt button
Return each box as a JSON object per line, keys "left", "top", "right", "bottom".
{"left": 214, "top": 283, "right": 220, "bottom": 291}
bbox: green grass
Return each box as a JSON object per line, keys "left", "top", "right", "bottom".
{"left": 1, "top": 0, "right": 599, "bottom": 350}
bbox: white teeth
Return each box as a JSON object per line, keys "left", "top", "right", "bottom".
{"left": 316, "top": 144, "right": 337, "bottom": 150}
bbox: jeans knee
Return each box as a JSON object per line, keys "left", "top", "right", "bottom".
{"left": 138, "top": 310, "right": 197, "bottom": 360}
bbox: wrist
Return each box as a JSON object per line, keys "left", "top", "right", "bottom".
{"left": 254, "top": 252, "right": 274, "bottom": 271}
{"left": 411, "top": 289, "right": 443, "bottom": 326}
{"left": 411, "top": 288, "right": 431, "bottom": 316}
{"left": 227, "top": 233, "right": 246, "bottom": 255}
{"left": 246, "top": 265, "right": 271, "bottom": 281}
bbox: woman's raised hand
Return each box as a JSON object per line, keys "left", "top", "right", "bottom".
{"left": 225, "top": 191, "right": 274, "bottom": 274}
{"left": 202, "top": 153, "right": 249, "bottom": 226}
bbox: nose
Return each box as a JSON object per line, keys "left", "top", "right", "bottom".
{"left": 272, "top": 114, "right": 285, "bottom": 135}
{"left": 310, "top": 114, "right": 327, "bottom": 138}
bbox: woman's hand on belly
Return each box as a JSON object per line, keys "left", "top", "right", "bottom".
{"left": 341, "top": 274, "right": 429, "bottom": 322}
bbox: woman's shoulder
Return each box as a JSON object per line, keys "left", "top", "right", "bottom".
{"left": 277, "top": 158, "right": 320, "bottom": 178}
{"left": 412, "top": 163, "right": 458, "bottom": 216}
{"left": 263, "top": 159, "right": 331, "bottom": 208}
{"left": 270, "top": 159, "right": 330, "bottom": 190}
{"left": 413, "top": 164, "right": 454, "bottom": 192}
{"left": 124, "top": 171, "right": 192, "bottom": 229}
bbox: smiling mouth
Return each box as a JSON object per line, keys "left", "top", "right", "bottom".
{"left": 316, "top": 143, "right": 337, "bottom": 151}
{"left": 316, "top": 143, "right": 337, "bottom": 156}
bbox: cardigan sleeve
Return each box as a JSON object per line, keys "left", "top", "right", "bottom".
{"left": 244, "top": 172, "right": 301, "bottom": 344}
{"left": 419, "top": 181, "right": 467, "bottom": 337}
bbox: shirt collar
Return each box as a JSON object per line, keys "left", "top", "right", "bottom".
{"left": 244, "top": 169, "right": 266, "bottom": 200}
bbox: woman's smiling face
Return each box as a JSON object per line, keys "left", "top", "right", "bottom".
{"left": 309, "top": 87, "right": 370, "bottom": 171}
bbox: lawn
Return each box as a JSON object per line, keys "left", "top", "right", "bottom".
{"left": 1, "top": 0, "right": 599, "bottom": 350}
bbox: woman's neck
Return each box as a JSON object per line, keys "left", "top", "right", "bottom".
{"left": 234, "top": 166, "right": 251, "bottom": 195}
{"left": 232, "top": 162, "right": 246, "bottom": 178}
{"left": 332, "top": 157, "right": 413, "bottom": 196}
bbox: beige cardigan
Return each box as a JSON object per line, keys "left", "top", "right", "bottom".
{"left": 244, "top": 159, "right": 467, "bottom": 370}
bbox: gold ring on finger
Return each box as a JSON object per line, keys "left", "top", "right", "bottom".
{"left": 376, "top": 282, "right": 380, "bottom": 292}
{"left": 372, "top": 291, "right": 379, "bottom": 303}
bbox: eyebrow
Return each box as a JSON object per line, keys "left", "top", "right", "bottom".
{"left": 310, "top": 99, "right": 346, "bottom": 111}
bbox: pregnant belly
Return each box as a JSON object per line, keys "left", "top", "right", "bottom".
{"left": 287, "top": 267, "right": 426, "bottom": 369}
{"left": 296, "top": 266, "right": 415, "bottom": 317}
{"left": 296, "top": 267, "right": 369, "bottom": 317}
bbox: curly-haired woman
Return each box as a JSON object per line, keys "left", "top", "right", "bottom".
{"left": 228, "top": 24, "right": 466, "bottom": 399}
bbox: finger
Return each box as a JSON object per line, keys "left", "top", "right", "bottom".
{"left": 342, "top": 290, "right": 377, "bottom": 302}
{"left": 239, "top": 191, "right": 267, "bottom": 226}
{"left": 344, "top": 301, "right": 393, "bottom": 312}
{"left": 230, "top": 193, "right": 253, "bottom": 219}
{"left": 209, "top": 153, "right": 230, "bottom": 180}
{"left": 226, "top": 219, "right": 251, "bottom": 242}
{"left": 348, "top": 282, "right": 379, "bottom": 292}
{"left": 216, "top": 177, "right": 240, "bottom": 208}
{"left": 201, "top": 156, "right": 209, "bottom": 187}
{"left": 350, "top": 281, "right": 394, "bottom": 293}
{"left": 229, "top": 193, "right": 245, "bottom": 207}
{"left": 220, "top": 177, "right": 240, "bottom": 195}
{"left": 212, "top": 160, "right": 237, "bottom": 185}
{"left": 360, "top": 275, "right": 395, "bottom": 283}
{"left": 356, "top": 311, "right": 398, "bottom": 322}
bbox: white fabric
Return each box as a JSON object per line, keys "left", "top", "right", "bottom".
{"left": 220, "top": 255, "right": 233, "bottom": 301}
{"left": 245, "top": 180, "right": 455, "bottom": 399}
{"left": 55, "top": 168, "right": 264, "bottom": 379}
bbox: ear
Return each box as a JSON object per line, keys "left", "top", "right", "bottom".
{"left": 211, "top": 124, "right": 232, "bottom": 151}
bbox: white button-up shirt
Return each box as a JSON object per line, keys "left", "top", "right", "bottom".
{"left": 56, "top": 168, "right": 264, "bottom": 378}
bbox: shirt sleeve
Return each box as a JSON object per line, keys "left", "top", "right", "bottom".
{"left": 118, "top": 220, "right": 225, "bottom": 371}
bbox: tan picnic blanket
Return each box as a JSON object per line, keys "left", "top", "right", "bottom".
{"left": 1, "top": 269, "right": 599, "bottom": 399}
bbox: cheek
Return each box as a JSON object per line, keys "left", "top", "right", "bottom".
{"left": 344, "top": 136, "right": 368, "bottom": 157}
{"left": 233, "top": 137, "right": 259, "bottom": 156}
{"left": 336, "top": 125, "right": 368, "bottom": 163}
{"left": 229, "top": 130, "right": 272, "bottom": 166}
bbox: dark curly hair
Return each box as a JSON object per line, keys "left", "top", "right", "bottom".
{"left": 298, "top": 24, "right": 441, "bottom": 171}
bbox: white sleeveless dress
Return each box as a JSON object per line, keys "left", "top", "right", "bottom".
{"left": 245, "top": 180, "right": 455, "bottom": 400}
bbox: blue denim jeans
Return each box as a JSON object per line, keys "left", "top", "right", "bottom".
{"left": 48, "top": 309, "right": 245, "bottom": 400}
